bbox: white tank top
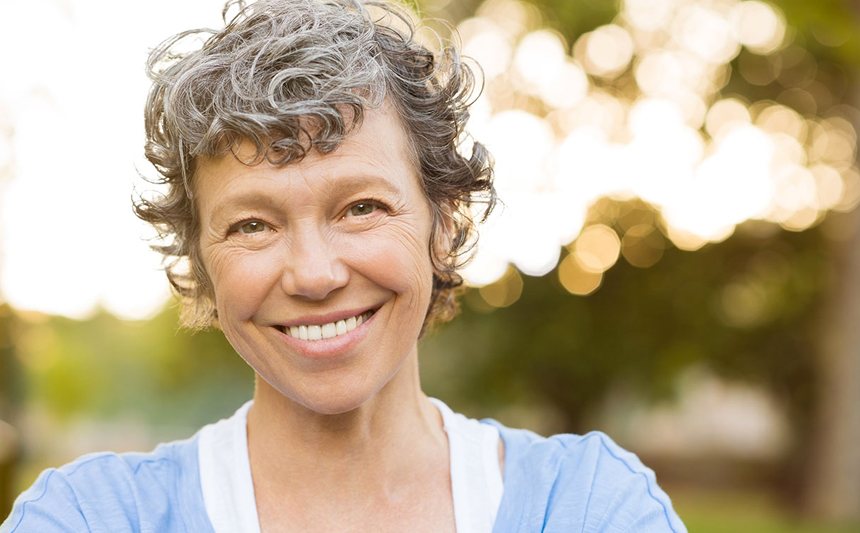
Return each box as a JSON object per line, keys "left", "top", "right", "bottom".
{"left": 197, "top": 399, "right": 504, "bottom": 533}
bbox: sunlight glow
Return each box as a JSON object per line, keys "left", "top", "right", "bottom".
{"left": 460, "top": 0, "right": 857, "bottom": 290}
{"left": 461, "top": 18, "right": 512, "bottom": 81}
{"left": 0, "top": 0, "right": 226, "bottom": 319}
{"left": 673, "top": 5, "right": 740, "bottom": 64}
{"left": 705, "top": 98, "right": 752, "bottom": 139}
{"left": 623, "top": 0, "right": 676, "bottom": 32}
{"left": 730, "top": 1, "right": 785, "bottom": 54}
{"left": 580, "top": 25, "right": 635, "bottom": 78}
{"left": 514, "top": 30, "right": 568, "bottom": 95}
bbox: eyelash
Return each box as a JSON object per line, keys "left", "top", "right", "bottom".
{"left": 228, "top": 218, "right": 272, "bottom": 236}
{"left": 342, "top": 198, "right": 389, "bottom": 219}
{"left": 225, "top": 198, "right": 389, "bottom": 236}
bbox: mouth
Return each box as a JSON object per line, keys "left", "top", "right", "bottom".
{"left": 277, "top": 309, "right": 376, "bottom": 341}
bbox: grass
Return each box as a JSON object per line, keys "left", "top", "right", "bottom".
{"left": 670, "top": 486, "right": 860, "bottom": 533}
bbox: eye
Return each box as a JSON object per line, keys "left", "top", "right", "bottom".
{"left": 234, "top": 220, "right": 270, "bottom": 234}
{"left": 345, "top": 202, "right": 378, "bottom": 218}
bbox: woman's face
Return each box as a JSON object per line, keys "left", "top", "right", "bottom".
{"left": 195, "top": 106, "right": 435, "bottom": 415}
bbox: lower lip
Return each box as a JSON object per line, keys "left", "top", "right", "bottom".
{"left": 274, "top": 312, "right": 376, "bottom": 359}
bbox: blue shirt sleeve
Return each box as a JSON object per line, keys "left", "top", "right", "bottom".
{"left": 491, "top": 424, "right": 687, "bottom": 533}
{"left": 1, "top": 439, "right": 214, "bottom": 533}
{"left": 1, "top": 467, "right": 92, "bottom": 532}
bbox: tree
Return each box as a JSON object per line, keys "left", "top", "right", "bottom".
{"left": 418, "top": 0, "right": 860, "bottom": 522}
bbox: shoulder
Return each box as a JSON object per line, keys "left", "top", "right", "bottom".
{"left": 1, "top": 436, "right": 213, "bottom": 533}
{"left": 485, "top": 421, "right": 687, "bottom": 533}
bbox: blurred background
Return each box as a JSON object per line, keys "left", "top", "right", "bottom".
{"left": 1, "top": 0, "right": 860, "bottom": 530}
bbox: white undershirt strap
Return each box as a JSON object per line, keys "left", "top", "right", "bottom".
{"left": 198, "top": 401, "right": 260, "bottom": 533}
{"left": 429, "top": 398, "right": 504, "bottom": 533}
{"left": 198, "top": 399, "right": 503, "bottom": 533}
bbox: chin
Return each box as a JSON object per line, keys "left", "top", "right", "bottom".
{"left": 260, "top": 372, "right": 384, "bottom": 416}
{"left": 295, "top": 388, "right": 381, "bottom": 416}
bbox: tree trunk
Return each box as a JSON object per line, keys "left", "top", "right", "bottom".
{"left": 803, "top": 0, "right": 860, "bottom": 508}
{"left": 806, "top": 208, "right": 860, "bottom": 522}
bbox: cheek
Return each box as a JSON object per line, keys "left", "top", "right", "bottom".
{"left": 347, "top": 224, "right": 434, "bottom": 302}
{"left": 204, "top": 248, "right": 281, "bottom": 318}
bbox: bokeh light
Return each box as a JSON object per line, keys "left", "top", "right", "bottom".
{"left": 570, "top": 224, "right": 621, "bottom": 274}
{"left": 460, "top": 0, "right": 859, "bottom": 297}
{"left": 579, "top": 25, "right": 635, "bottom": 78}
{"left": 558, "top": 253, "right": 602, "bottom": 295}
{"left": 478, "top": 266, "right": 524, "bottom": 308}
{"left": 730, "top": 1, "right": 786, "bottom": 54}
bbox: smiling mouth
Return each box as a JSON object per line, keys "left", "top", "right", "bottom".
{"left": 278, "top": 310, "right": 375, "bottom": 341}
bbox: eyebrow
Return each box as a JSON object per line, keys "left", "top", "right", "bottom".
{"left": 206, "top": 192, "right": 283, "bottom": 222}
{"left": 328, "top": 173, "right": 407, "bottom": 198}
{"left": 205, "top": 173, "right": 408, "bottom": 223}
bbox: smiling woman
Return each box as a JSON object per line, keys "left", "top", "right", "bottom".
{"left": 195, "top": 109, "right": 436, "bottom": 416}
{"left": 1, "top": 0, "right": 685, "bottom": 532}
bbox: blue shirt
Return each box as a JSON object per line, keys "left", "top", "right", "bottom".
{"left": 2, "top": 421, "right": 686, "bottom": 532}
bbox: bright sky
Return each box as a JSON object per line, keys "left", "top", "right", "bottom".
{"left": 0, "top": 0, "right": 227, "bottom": 320}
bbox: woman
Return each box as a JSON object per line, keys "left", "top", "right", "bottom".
{"left": 2, "top": 0, "right": 686, "bottom": 531}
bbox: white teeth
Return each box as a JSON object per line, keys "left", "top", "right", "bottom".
{"left": 284, "top": 311, "right": 373, "bottom": 341}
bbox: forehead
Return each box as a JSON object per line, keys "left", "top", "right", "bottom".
{"left": 208, "top": 103, "right": 416, "bottom": 170}
{"left": 193, "top": 105, "right": 424, "bottom": 211}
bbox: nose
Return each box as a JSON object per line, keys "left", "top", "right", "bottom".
{"left": 281, "top": 226, "right": 349, "bottom": 300}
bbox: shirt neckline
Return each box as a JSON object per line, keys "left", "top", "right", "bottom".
{"left": 198, "top": 398, "right": 503, "bottom": 533}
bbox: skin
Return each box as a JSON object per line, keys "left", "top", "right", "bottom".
{"left": 195, "top": 105, "right": 459, "bottom": 532}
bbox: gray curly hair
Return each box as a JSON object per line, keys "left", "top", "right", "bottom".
{"left": 136, "top": 0, "right": 495, "bottom": 331}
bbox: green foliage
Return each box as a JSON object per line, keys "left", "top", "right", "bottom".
{"left": 530, "top": 0, "right": 615, "bottom": 46}
{"left": 422, "top": 201, "right": 836, "bottom": 435}
{"left": 775, "top": 0, "right": 860, "bottom": 66}
{"left": 674, "top": 487, "right": 860, "bottom": 533}
{"left": 14, "top": 306, "right": 253, "bottom": 428}
{"left": 408, "top": 0, "right": 860, "bottom": 451}
{"left": 503, "top": 0, "right": 860, "bottom": 67}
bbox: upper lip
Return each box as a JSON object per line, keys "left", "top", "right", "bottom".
{"left": 274, "top": 305, "right": 379, "bottom": 328}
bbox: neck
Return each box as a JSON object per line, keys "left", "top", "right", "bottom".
{"left": 246, "top": 351, "right": 447, "bottom": 497}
